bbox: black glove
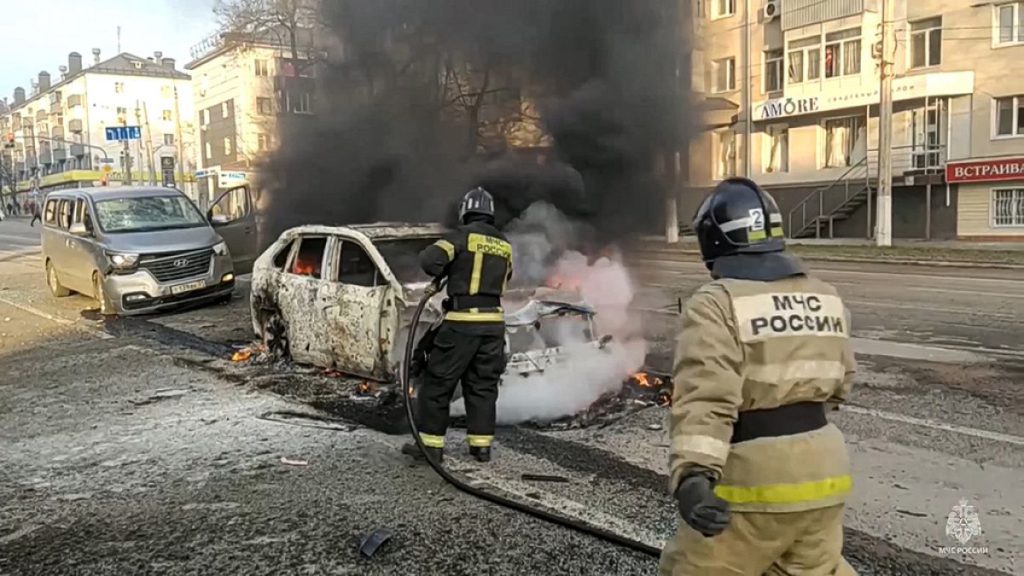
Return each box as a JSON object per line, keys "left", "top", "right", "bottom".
{"left": 674, "top": 472, "right": 731, "bottom": 537}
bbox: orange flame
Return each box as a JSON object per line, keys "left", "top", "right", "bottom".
{"left": 357, "top": 382, "right": 375, "bottom": 395}
{"left": 632, "top": 372, "right": 662, "bottom": 388}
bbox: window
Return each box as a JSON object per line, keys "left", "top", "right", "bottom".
{"left": 788, "top": 36, "right": 821, "bottom": 83}
{"left": 210, "top": 186, "right": 250, "bottom": 223}
{"left": 764, "top": 50, "right": 784, "bottom": 93}
{"left": 116, "top": 106, "right": 128, "bottom": 119}
{"left": 255, "top": 59, "right": 269, "bottom": 77}
{"left": 764, "top": 125, "right": 789, "bottom": 173}
{"left": 224, "top": 137, "right": 233, "bottom": 156}
{"left": 205, "top": 142, "right": 212, "bottom": 159}
{"left": 161, "top": 85, "right": 173, "bottom": 98}
{"left": 995, "top": 95, "right": 1024, "bottom": 137}
{"left": 713, "top": 57, "right": 736, "bottom": 93}
{"left": 114, "top": 82, "right": 124, "bottom": 93}
{"left": 257, "top": 133, "right": 270, "bottom": 151}
{"left": 996, "top": 2, "right": 1024, "bottom": 45}
{"left": 221, "top": 102, "right": 231, "bottom": 118}
{"left": 161, "top": 110, "right": 172, "bottom": 121}
{"left": 201, "top": 109, "right": 210, "bottom": 125}
{"left": 910, "top": 18, "right": 942, "bottom": 68}
{"left": 257, "top": 97, "right": 274, "bottom": 115}
{"left": 714, "top": 130, "right": 736, "bottom": 179}
{"left": 44, "top": 199, "right": 57, "bottom": 225}
{"left": 292, "top": 92, "right": 311, "bottom": 114}
{"left": 712, "top": 0, "right": 735, "bottom": 19}
{"left": 273, "top": 241, "right": 294, "bottom": 269}
{"left": 73, "top": 198, "right": 94, "bottom": 231}
{"left": 992, "top": 189, "right": 1024, "bottom": 226}
{"left": 58, "top": 199, "right": 72, "bottom": 229}
{"left": 335, "top": 241, "right": 380, "bottom": 287}
{"left": 824, "top": 116, "right": 868, "bottom": 168}
{"left": 163, "top": 133, "right": 175, "bottom": 146}
{"left": 289, "top": 237, "right": 327, "bottom": 278}
{"left": 824, "top": 29, "right": 861, "bottom": 78}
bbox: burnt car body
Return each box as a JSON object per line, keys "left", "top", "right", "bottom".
{"left": 250, "top": 223, "right": 604, "bottom": 382}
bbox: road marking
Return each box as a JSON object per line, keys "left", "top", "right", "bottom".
{"left": 0, "top": 295, "right": 111, "bottom": 339}
{"left": 842, "top": 405, "right": 1024, "bottom": 447}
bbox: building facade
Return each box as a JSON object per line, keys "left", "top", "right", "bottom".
{"left": 0, "top": 50, "right": 195, "bottom": 203}
{"left": 689, "top": 0, "right": 1024, "bottom": 240}
{"left": 186, "top": 30, "right": 317, "bottom": 209}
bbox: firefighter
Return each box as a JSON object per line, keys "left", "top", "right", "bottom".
{"left": 660, "top": 178, "right": 858, "bottom": 576}
{"left": 402, "top": 186, "right": 512, "bottom": 464}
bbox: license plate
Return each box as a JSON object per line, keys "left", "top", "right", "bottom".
{"left": 170, "top": 280, "right": 206, "bottom": 295}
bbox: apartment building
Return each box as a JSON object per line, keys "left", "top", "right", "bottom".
{"left": 0, "top": 50, "right": 195, "bottom": 200}
{"left": 186, "top": 29, "right": 317, "bottom": 209}
{"left": 688, "top": 0, "right": 1024, "bottom": 240}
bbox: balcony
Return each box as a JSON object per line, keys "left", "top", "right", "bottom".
{"left": 70, "top": 143, "right": 86, "bottom": 157}
{"left": 66, "top": 94, "right": 83, "bottom": 108}
{"left": 68, "top": 119, "right": 83, "bottom": 133}
{"left": 53, "top": 148, "right": 68, "bottom": 162}
{"left": 35, "top": 110, "right": 47, "bottom": 122}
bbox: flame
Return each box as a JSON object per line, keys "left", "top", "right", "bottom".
{"left": 632, "top": 372, "right": 662, "bottom": 388}
{"left": 231, "top": 348, "right": 254, "bottom": 362}
{"left": 292, "top": 258, "right": 318, "bottom": 276}
{"left": 357, "top": 382, "right": 375, "bottom": 395}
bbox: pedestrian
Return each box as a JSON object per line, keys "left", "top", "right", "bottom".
{"left": 660, "top": 178, "right": 858, "bottom": 575}
{"left": 402, "top": 186, "right": 513, "bottom": 464}
{"left": 29, "top": 199, "right": 41, "bottom": 227}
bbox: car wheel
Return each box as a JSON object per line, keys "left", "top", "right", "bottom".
{"left": 46, "top": 260, "right": 71, "bottom": 297}
{"left": 92, "top": 272, "right": 114, "bottom": 316}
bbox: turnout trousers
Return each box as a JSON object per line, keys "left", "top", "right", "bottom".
{"left": 659, "top": 504, "right": 857, "bottom": 576}
{"left": 416, "top": 321, "right": 505, "bottom": 449}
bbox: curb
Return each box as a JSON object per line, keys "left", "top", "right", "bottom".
{"left": 629, "top": 249, "right": 1024, "bottom": 271}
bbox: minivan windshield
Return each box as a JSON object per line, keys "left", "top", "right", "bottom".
{"left": 94, "top": 195, "right": 207, "bottom": 233}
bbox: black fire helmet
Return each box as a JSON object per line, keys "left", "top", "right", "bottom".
{"left": 693, "top": 177, "right": 786, "bottom": 266}
{"left": 459, "top": 186, "right": 495, "bottom": 222}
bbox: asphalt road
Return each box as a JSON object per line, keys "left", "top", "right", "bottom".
{"left": 1, "top": 218, "right": 1021, "bottom": 575}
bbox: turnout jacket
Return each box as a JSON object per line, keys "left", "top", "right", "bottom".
{"left": 420, "top": 220, "right": 513, "bottom": 324}
{"left": 668, "top": 273, "right": 856, "bottom": 513}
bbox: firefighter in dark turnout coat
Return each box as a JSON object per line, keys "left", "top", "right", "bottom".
{"left": 402, "top": 187, "right": 513, "bottom": 464}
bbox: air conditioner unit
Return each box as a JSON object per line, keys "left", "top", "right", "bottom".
{"left": 763, "top": 0, "right": 780, "bottom": 23}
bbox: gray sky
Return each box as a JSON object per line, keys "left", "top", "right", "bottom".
{"left": 1, "top": 0, "right": 217, "bottom": 98}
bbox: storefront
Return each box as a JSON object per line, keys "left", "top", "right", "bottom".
{"left": 948, "top": 158, "right": 1024, "bottom": 240}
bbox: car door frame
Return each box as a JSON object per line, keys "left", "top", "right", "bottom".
{"left": 65, "top": 194, "right": 102, "bottom": 292}
{"left": 317, "top": 231, "right": 402, "bottom": 381}
{"left": 207, "top": 184, "right": 258, "bottom": 275}
{"left": 276, "top": 233, "right": 335, "bottom": 366}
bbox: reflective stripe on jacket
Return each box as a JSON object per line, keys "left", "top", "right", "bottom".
{"left": 669, "top": 274, "right": 856, "bottom": 513}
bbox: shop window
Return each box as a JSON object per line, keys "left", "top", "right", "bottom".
{"left": 910, "top": 17, "right": 942, "bottom": 68}
{"left": 289, "top": 236, "right": 327, "bottom": 279}
{"left": 714, "top": 130, "right": 736, "bottom": 179}
{"left": 764, "top": 125, "right": 789, "bottom": 173}
{"left": 992, "top": 188, "right": 1024, "bottom": 226}
{"left": 824, "top": 116, "right": 867, "bottom": 168}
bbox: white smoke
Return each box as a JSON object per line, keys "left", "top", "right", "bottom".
{"left": 451, "top": 201, "right": 647, "bottom": 425}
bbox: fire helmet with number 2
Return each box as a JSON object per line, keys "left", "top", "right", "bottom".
{"left": 693, "top": 177, "right": 787, "bottom": 267}
{"left": 459, "top": 186, "right": 495, "bottom": 223}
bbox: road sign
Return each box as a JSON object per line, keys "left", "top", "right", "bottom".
{"left": 218, "top": 171, "right": 247, "bottom": 188}
{"left": 102, "top": 164, "right": 113, "bottom": 174}
{"left": 104, "top": 126, "right": 142, "bottom": 141}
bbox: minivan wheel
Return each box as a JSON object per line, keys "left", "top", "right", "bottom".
{"left": 46, "top": 260, "right": 71, "bottom": 297}
{"left": 92, "top": 272, "right": 114, "bottom": 316}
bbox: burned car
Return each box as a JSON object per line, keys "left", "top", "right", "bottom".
{"left": 249, "top": 223, "right": 607, "bottom": 382}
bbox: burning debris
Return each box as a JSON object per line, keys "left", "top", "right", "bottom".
{"left": 519, "top": 371, "right": 672, "bottom": 431}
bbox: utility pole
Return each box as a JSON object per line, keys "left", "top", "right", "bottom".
{"left": 876, "top": 0, "right": 895, "bottom": 246}
{"left": 141, "top": 101, "right": 156, "bottom": 184}
{"left": 173, "top": 85, "right": 187, "bottom": 196}
{"left": 742, "top": 0, "right": 753, "bottom": 177}
{"left": 121, "top": 116, "right": 133, "bottom": 185}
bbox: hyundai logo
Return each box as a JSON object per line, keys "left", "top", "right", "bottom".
{"left": 172, "top": 258, "right": 190, "bottom": 268}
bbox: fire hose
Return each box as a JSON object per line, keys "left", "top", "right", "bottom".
{"left": 401, "top": 282, "right": 662, "bottom": 559}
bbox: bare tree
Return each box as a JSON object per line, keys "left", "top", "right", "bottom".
{"left": 214, "top": 0, "right": 318, "bottom": 63}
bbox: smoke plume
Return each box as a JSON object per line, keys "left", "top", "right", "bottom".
{"left": 258, "top": 0, "right": 692, "bottom": 241}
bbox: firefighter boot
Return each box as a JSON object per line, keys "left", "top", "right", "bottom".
{"left": 469, "top": 446, "right": 491, "bottom": 463}
{"left": 401, "top": 442, "right": 443, "bottom": 463}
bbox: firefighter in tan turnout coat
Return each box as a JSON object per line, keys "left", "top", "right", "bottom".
{"left": 660, "top": 178, "right": 858, "bottom": 576}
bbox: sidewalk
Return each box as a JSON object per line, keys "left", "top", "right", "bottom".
{"left": 631, "top": 236, "right": 1024, "bottom": 268}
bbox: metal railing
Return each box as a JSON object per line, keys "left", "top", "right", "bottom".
{"left": 786, "top": 144, "right": 945, "bottom": 239}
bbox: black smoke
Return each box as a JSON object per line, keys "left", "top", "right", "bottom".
{"left": 258, "top": 0, "right": 693, "bottom": 246}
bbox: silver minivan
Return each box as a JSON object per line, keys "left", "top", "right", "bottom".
{"left": 41, "top": 185, "right": 257, "bottom": 316}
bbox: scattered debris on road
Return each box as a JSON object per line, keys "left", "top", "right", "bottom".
{"left": 521, "top": 474, "right": 569, "bottom": 483}
{"left": 358, "top": 528, "right": 393, "bottom": 559}
{"left": 280, "top": 457, "right": 309, "bottom": 467}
